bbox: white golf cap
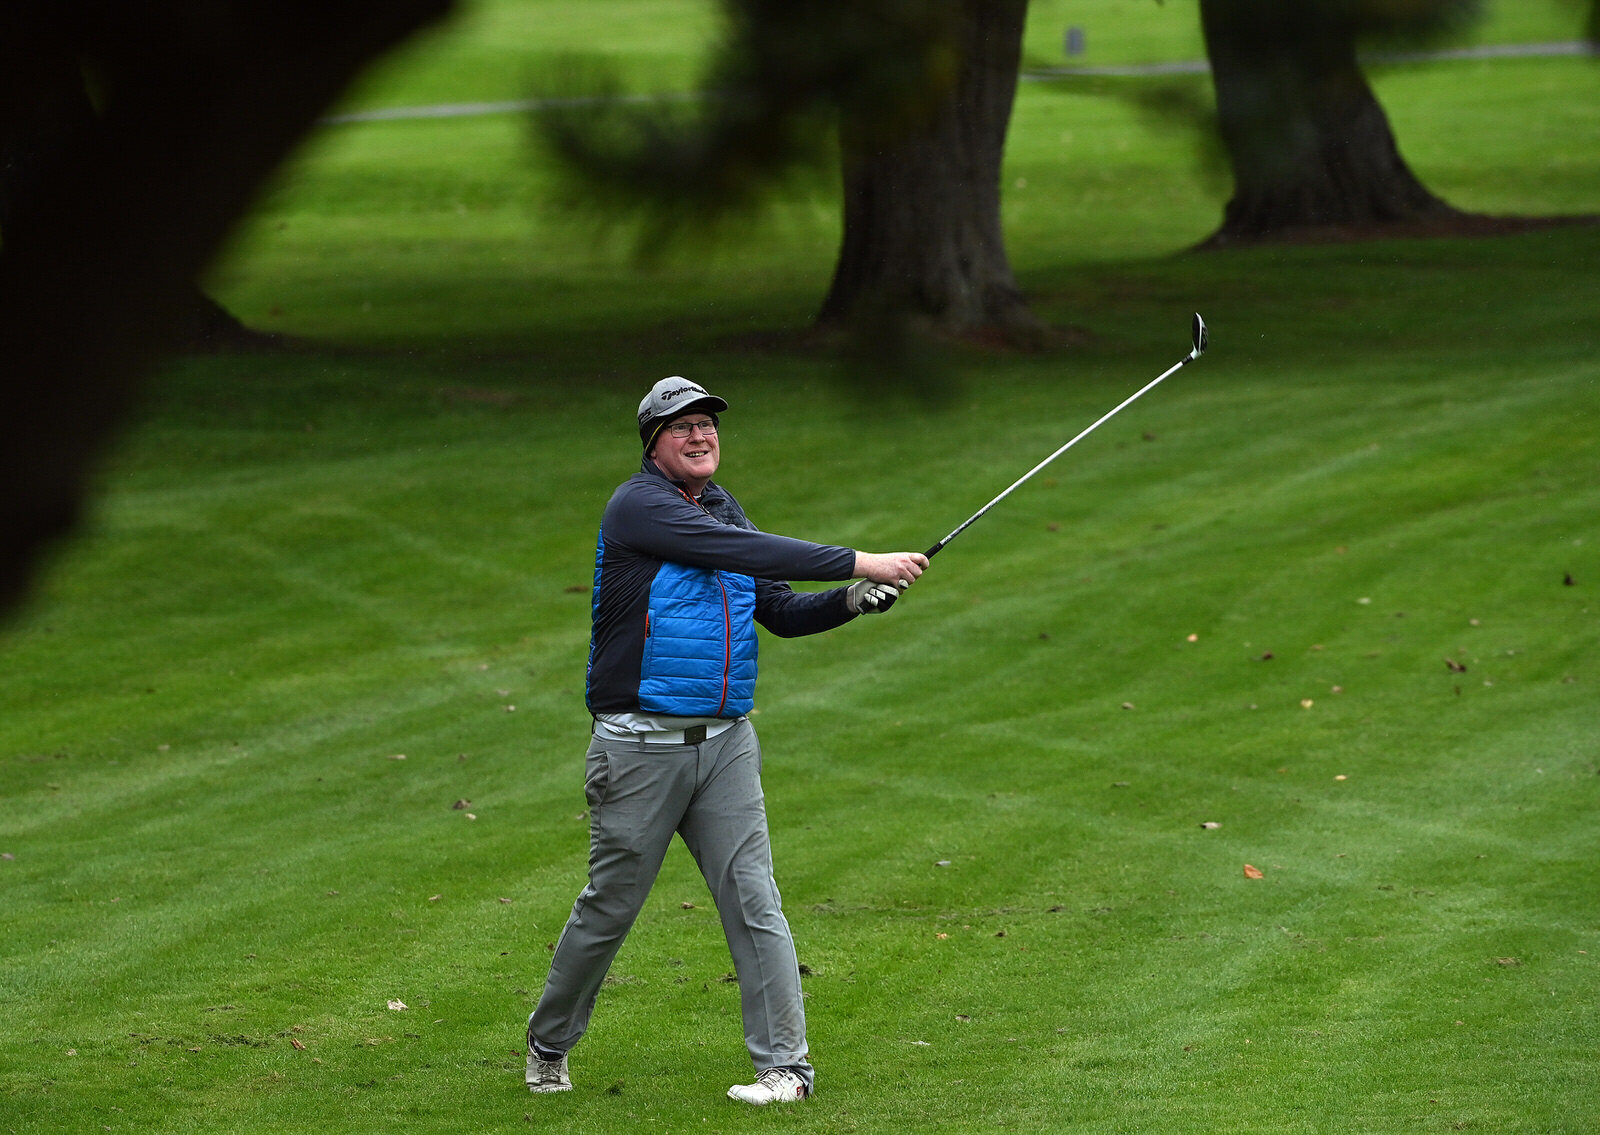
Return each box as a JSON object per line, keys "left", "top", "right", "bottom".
{"left": 637, "top": 377, "right": 728, "bottom": 450}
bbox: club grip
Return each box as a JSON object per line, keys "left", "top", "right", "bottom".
{"left": 924, "top": 541, "right": 945, "bottom": 559}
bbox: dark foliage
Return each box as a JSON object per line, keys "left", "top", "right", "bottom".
{"left": 0, "top": 0, "right": 455, "bottom": 618}
{"left": 533, "top": 0, "right": 962, "bottom": 245}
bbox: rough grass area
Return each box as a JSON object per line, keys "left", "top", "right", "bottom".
{"left": 3, "top": 2, "right": 1598, "bottom": 1133}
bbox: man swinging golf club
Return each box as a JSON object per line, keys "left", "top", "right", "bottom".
{"left": 524, "top": 377, "right": 927, "bottom": 1105}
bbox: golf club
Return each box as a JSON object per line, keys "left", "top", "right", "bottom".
{"left": 927, "top": 312, "right": 1208, "bottom": 560}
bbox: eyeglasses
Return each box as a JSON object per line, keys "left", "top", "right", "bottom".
{"left": 663, "top": 418, "right": 718, "bottom": 438}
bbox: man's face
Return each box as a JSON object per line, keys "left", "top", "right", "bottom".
{"left": 651, "top": 412, "right": 720, "bottom": 490}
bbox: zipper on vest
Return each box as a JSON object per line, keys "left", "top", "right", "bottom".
{"left": 672, "top": 484, "right": 732, "bottom": 715}
{"left": 715, "top": 573, "right": 731, "bottom": 715}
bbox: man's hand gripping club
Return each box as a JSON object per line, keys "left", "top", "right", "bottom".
{"left": 846, "top": 550, "right": 929, "bottom": 614}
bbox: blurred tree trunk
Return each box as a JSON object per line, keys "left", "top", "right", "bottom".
{"left": 0, "top": 0, "right": 454, "bottom": 618}
{"left": 0, "top": 51, "right": 272, "bottom": 354}
{"left": 1197, "top": 0, "right": 1460, "bottom": 245}
{"left": 816, "top": 0, "right": 1040, "bottom": 341}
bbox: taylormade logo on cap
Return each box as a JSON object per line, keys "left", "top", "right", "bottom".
{"left": 638, "top": 377, "right": 729, "bottom": 448}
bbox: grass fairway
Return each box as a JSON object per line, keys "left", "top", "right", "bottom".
{"left": 3, "top": 3, "right": 1599, "bottom": 1133}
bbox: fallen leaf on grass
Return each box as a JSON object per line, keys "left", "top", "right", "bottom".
{"left": 290, "top": 1038, "right": 306, "bottom": 1050}
{"left": 1564, "top": 573, "right": 1575, "bottom": 586}
{"left": 452, "top": 799, "right": 471, "bottom": 810}
{"left": 1121, "top": 702, "right": 1135, "bottom": 710}
{"left": 387, "top": 1000, "right": 407, "bottom": 1011}
{"left": 680, "top": 902, "right": 696, "bottom": 909}
{"left": 1200, "top": 821, "right": 1221, "bottom": 830}
{"left": 1186, "top": 633, "right": 1199, "bottom": 642}
{"left": 1300, "top": 699, "right": 1314, "bottom": 709}
{"left": 1445, "top": 658, "right": 1468, "bottom": 673}
{"left": 1495, "top": 957, "right": 1522, "bottom": 967}
{"left": 955, "top": 1015, "right": 972, "bottom": 1022}
{"left": 1243, "top": 864, "right": 1265, "bottom": 879}
{"left": 428, "top": 895, "right": 442, "bottom": 902}
{"left": 386, "top": 754, "right": 406, "bottom": 761}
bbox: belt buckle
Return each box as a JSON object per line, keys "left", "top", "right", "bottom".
{"left": 683, "top": 724, "right": 708, "bottom": 745}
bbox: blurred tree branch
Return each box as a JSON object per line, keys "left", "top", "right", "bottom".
{"left": 0, "top": 0, "right": 455, "bottom": 619}
{"left": 535, "top": 0, "right": 1042, "bottom": 346}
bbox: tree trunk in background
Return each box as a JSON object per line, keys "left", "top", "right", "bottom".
{"left": 1198, "top": 0, "right": 1460, "bottom": 245}
{"left": 817, "top": 0, "right": 1039, "bottom": 341}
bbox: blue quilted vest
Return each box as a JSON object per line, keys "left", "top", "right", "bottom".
{"left": 638, "top": 561, "right": 758, "bottom": 717}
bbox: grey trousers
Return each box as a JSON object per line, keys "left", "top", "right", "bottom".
{"left": 528, "top": 719, "right": 814, "bottom": 1089}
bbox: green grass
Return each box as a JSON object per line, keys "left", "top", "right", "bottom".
{"left": 4, "top": 2, "right": 1600, "bottom": 1133}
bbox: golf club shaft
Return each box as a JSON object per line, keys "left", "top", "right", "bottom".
{"left": 924, "top": 352, "right": 1197, "bottom": 560}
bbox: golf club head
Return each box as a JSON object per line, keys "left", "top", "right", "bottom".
{"left": 1190, "top": 312, "right": 1209, "bottom": 359}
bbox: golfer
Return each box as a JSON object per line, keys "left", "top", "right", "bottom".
{"left": 524, "top": 377, "right": 926, "bottom": 1105}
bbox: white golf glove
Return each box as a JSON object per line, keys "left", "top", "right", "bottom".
{"left": 846, "top": 579, "right": 902, "bottom": 614}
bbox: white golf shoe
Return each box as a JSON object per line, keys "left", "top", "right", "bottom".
{"left": 525, "top": 1050, "right": 572, "bottom": 1093}
{"left": 727, "top": 1067, "right": 809, "bottom": 1105}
